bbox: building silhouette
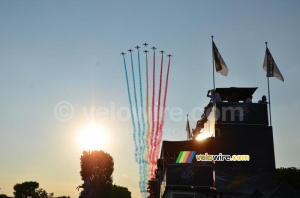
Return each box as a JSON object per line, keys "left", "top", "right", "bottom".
{"left": 154, "top": 87, "right": 277, "bottom": 198}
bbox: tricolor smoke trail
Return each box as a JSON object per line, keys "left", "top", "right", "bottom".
{"left": 121, "top": 44, "right": 172, "bottom": 197}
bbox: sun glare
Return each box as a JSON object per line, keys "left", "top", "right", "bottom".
{"left": 195, "top": 133, "right": 210, "bottom": 141}
{"left": 79, "top": 124, "right": 107, "bottom": 150}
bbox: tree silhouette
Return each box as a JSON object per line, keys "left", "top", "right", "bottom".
{"left": 111, "top": 185, "right": 131, "bottom": 198}
{"left": 35, "top": 188, "right": 53, "bottom": 198}
{"left": 78, "top": 150, "right": 114, "bottom": 198}
{"left": 276, "top": 167, "right": 300, "bottom": 190}
{"left": 13, "top": 181, "right": 53, "bottom": 198}
{"left": 147, "top": 179, "right": 159, "bottom": 198}
{"left": 14, "top": 181, "right": 39, "bottom": 198}
{"left": 0, "top": 194, "right": 11, "bottom": 198}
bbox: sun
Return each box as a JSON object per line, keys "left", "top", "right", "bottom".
{"left": 195, "top": 132, "right": 210, "bottom": 141}
{"left": 79, "top": 124, "right": 107, "bottom": 150}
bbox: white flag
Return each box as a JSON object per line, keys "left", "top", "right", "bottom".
{"left": 212, "top": 41, "right": 229, "bottom": 76}
{"left": 263, "top": 47, "right": 284, "bottom": 82}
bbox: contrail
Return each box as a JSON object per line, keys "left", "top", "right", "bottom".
{"left": 157, "top": 55, "right": 172, "bottom": 158}
{"left": 143, "top": 48, "right": 151, "bottom": 181}
{"left": 129, "top": 50, "right": 141, "bottom": 163}
{"left": 149, "top": 47, "right": 157, "bottom": 178}
{"left": 156, "top": 51, "right": 164, "bottom": 139}
{"left": 121, "top": 46, "right": 172, "bottom": 197}
{"left": 152, "top": 51, "right": 165, "bottom": 177}
{"left": 136, "top": 46, "right": 145, "bottom": 139}
{"left": 136, "top": 45, "right": 147, "bottom": 195}
{"left": 129, "top": 49, "right": 146, "bottom": 196}
{"left": 121, "top": 53, "right": 138, "bottom": 161}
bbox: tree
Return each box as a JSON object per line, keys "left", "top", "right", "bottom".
{"left": 276, "top": 167, "right": 300, "bottom": 190}
{"left": 14, "top": 181, "right": 39, "bottom": 198}
{"left": 147, "top": 179, "right": 159, "bottom": 198}
{"left": 111, "top": 185, "right": 131, "bottom": 198}
{"left": 78, "top": 150, "right": 114, "bottom": 198}
{"left": 0, "top": 194, "right": 12, "bottom": 198}
{"left": 35, "top": 188, "right": 53, "bottom": 198}
{"left": 13, "top": 181, "right": 53, "bottom": 198}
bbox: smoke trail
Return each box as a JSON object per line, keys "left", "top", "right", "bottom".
{"left": 136, "top": 46, "right": 147, "bottom": 194}
{"left": 129, "top": 50, "right": 141, "bottom": 163}
{"left": 136, "top": 46, "right": 146, "bottom": 144}
{"left": 151, "top": 51, "right": 164, "bottom": 177}
{"left": 156, "top": 51, "right": 164, "bottom": 139}
{"left": 149, "top": 47, "right": 156, "bottom": 178}
{"left": 137, "top": 47, "right": 145, "bottom": 137}
{"left": 144, "top": 49, "right": 151, "bottom": 179}
{"left": 159, "top": 56, "right": 171, "bottom": 135}
{"left": 121, "top": 54, "right": 138, "bottom": 161}
{"left": 156, "top": 56, "right": 172, "bottom": 158}
{"left": 130, "top": 49, "right": 147, "bottom": 197}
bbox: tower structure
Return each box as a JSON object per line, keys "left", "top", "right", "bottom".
{"left": 155, "top": 87, "right": 276, "bottom": 198}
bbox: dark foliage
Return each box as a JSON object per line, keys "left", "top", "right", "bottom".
{"left": 147, "top": 179, "right": 159, "bottom": 198}
{"left": 78, "top": 150, "right": 114, "bottom": 198}
{"left": 110, "top": 185, "right": 131, "bottom": 198}
{"left": 13, "top": 181, "right": 53, "bottom": 198}
{"left": 276, "top": 167, "right": 300, "bottom": 190}
{"left": 13, "top": 181, "right": 39, "bottom": 198}
{"left": 0, "top": 194, "right": 12, "bottom": 198}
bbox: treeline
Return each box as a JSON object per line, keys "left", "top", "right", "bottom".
{"left": 1, "top": 150, "right": 131, "bottom": 198}
{"left": 0, "top": 181, "right": 68, "bottom": 198}
{"left": 276, "top": 167, "right": 300, "bottom": 190}
{"left": 0, "top": 180, "right": 130, "bottom": 198}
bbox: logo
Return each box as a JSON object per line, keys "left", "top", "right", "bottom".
{"left": 176, "top": 151, "right": 196, "bottom": 163}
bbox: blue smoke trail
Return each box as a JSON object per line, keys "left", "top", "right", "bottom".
{"left": 136, "top": 47, "right": 148, "bottom": 193}
{"left": 137, "top": 47, "right": 146, "bottom": 142}
{"left": 122, "top": 55, "right": 138, "bottom": 162}
{"left": 125, "top": 51, "right": 147, "bottom": 198}
{"left": 129, "top": 51, "right": 142, "bottom": 163}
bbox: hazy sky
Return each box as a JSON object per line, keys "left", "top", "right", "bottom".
{"left": 0, "top": 1, "right": 299, "bottom": 198}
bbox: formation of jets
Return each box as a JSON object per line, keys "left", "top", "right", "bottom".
{"left": 121, "top": 43, "right": 172, "bottom": 57}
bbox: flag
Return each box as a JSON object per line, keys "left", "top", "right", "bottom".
{"left": 212, "top": 41, "right": 229, "bottom": 76}
{"left": 186, "top": 115, "right": 191, "bottom": 140}
{"left": 263, "top": 47, "right": 284, "bottom": 82}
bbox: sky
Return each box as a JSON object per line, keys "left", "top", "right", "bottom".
{"left": 0, "top": 0, "right": 300, "bottom": 198}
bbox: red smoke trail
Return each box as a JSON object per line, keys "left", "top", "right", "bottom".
{"left": 156, "top": 56, "right": 171, "bottom": 159}
{"left": 149, "top": 48, "right": 156, "bottom": 178}
{"left": 150, "top": 52, "right": 164, "bottom": 177}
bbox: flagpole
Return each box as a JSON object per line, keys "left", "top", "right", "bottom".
{"left": 212, "top": 35, "right": 215, "bottom": 90}
{"left": 187, "top": 114, "right": 189, "bottom": 140}
{"left": 186, "top": 114, "right": 191, "bottom": 140}
{"left": 266, "top": 42, "right": 272, "bottom": 126}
